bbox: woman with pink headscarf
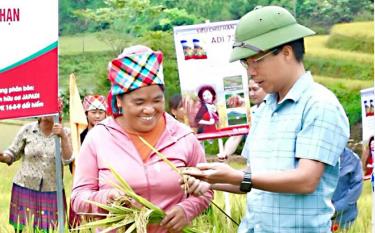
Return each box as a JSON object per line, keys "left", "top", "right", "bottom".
{"left": 71, "top": 45, "right": 212, "bottom": 233}
{"left": 68, "top": 94, "right": 107, "bottom": 229}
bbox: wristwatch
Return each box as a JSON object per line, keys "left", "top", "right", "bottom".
{"left": 240, "top": 167, "right": 252, "bottom": 193}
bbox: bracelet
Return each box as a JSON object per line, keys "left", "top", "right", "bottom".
{"left": 62, "top": 155, "right": 75, "bottom": 165}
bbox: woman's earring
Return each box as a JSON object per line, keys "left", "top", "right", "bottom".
{"left": 117, "top": 105, "right": 122, "bottom": 113}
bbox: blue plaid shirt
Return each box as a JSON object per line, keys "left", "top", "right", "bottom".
{"left": 239, "top": 72, "right": 349, "bottom": 233}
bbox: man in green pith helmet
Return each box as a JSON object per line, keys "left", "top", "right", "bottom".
{"left": 183, "top": 5, "right": 350, "bottom": 233}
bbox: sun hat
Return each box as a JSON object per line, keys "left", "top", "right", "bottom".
{"left": 230, "top": 5, "right": 315, "bottom": 62}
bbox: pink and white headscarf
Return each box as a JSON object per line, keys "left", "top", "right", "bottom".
{"left": 82, "top": 95, "right": 107, "bottom": 112}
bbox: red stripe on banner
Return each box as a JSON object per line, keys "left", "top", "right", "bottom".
{"left": 0, "top": 48, "right": 58, "bottom": 120}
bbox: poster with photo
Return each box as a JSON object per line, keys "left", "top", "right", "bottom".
{"left": 361, "top": 88, "right": 374, "bottom": 141}
{"left": 173, "top": 20, "right": 251, "bottom": 140}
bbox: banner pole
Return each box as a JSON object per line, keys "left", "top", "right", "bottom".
{"left": 218, "top": 138, "right": 232, "bottom": 224}
{"left": 54, "top": 114, "right": 65, "bottom": 233}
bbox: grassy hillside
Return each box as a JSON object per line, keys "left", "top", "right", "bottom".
{"left": 59, "top": 33, "right": 113, "bottom": 55}
{"left": 326, "top": 21, "right": 374, "bottom": 53}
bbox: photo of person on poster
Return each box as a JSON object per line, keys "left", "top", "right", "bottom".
{"left": 195, "top": 85, "right": 219, "bottom": 133}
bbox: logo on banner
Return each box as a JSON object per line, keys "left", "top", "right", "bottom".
{"left": 0, "top": 8, "right": 20, "bottom": 24}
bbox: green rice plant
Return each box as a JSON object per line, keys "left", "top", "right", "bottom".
{"left": 76, "top": 166, "right": 202, "bottom": 233}
{"left": 326, "top": 22, "right": 374, "bottom": 53}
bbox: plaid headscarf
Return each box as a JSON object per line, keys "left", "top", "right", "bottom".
{"left": 107, "top": 45, "right": 164, "bottom": 115}
{"left": 83, "top": 95, "right": 107, "bottom": 112}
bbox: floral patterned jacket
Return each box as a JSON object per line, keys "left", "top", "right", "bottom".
{"left": 4, "top": 122, "right": 72, "bottom": 192}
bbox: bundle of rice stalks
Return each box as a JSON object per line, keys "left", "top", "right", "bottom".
{"left": 138, "top": 136, "right": 191, "bottom": 194}
{"left": 76, "top": 166, "right": 203, "bottom": 233}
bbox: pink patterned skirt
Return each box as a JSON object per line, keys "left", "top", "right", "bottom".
{"left": 9, "top": 183, "right": 66, "bottom": 232}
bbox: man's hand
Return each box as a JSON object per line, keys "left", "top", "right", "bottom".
{"left": 160, "top": 205, "right": 189, "bottom": 233}
{"left": 182, "top": 163, "right": 243, "bottom": 185}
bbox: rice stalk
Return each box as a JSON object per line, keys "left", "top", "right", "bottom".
{"left": 138, "top": 136, "right": 190, "bottom": 194}
{"left": 75, "top": 166, "right": 204, "bottom": 233}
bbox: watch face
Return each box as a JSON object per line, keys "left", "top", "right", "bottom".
{"left": 240, "top": 182, "right": 252, "bottom": 192}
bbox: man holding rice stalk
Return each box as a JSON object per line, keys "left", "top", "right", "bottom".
{"left": 184, "top": 5, "right": 349, "bottom": 233}
{"left": 71, "top": 45, "right": 213, "bottom": 233}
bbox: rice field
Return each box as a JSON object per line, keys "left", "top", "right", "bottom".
{"left": 0, "top": 122, "right": 372, "bottom": 232}
{"left": 305, "top": 35, "right": 373, "bottom": 63}
{"left": 330, "top": 22, "right": 374, "bottom": 39}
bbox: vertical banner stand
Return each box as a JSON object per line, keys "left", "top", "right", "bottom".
{"left": 54, "top": 114, "right": 65, "bottom": 233}
{"left": 218, "top": 138, "right": 232, "bottom": 224}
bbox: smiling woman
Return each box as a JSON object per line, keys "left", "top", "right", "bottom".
{"left": 70, "top": 45, "right": 213, "bottom": 233}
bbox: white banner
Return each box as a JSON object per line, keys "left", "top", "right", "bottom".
{"left": 173, "top": 20, "right": 251, "bottom": 140}
{"left": 361, "top": 88, "right": 375, "bottom": 141}
{"left": 360, "top": 88, "right": 375, "bottom": 233}
{"left": 0, "top": 0, "right": 58, "bottom": 70}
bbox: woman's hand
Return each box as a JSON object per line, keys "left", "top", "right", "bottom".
{"left": 106, "top": 189, "right": 141, "bottom": 208}
{"left": 160, "top": 205, "right": 188, "bottom": 233}
{"left": 52, "top": 123, "right": 66, "bottom": 138}
{"left": 0, "top": 153, "right": 12, "bottom": 165}
{"left": 180, "top": 175, "right": 211, "bottom": 196}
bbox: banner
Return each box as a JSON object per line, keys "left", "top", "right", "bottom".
{"left": 173, "top": 20, "right": 250, "bottom": 140}
{"left": 360, "top": 87, "right": 375, "bottom": 233}
{"left": 361, "top": 88, "right": 375, "bottom": 141}
{"left": 0, "top": 0, "right": 58, "bottom": 119}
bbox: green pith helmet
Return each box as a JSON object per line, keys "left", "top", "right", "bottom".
{"left": 230, "top": 5, "right": 315, "bottom": 62}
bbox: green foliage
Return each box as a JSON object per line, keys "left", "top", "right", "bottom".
{"left": 314, "top": 79, "right": 362, "bottom": 126}
{"left": 59, "top": 51, "right": 114, "bottom": 92}
{"left": 74, "top": 0, "right": 164, "bottom": 37}
{"left": 139, "top": 31, "right": 181, "bottom": 100}
{"left": 326, "top": 22, "right": 374, "bottom": 53}
{"left": 296, "top": 0, "right": 373, "bottom": 32}
{"left": 305, "top": 55, "right": 373, "bottom": 81}
{"left": 59, "top": 0, "right": 106, "bottom": 35}
{"left": 59, "top": 0, "right": 373, "bottom": 36}
{"left": 151, "top": 8, "right": 204, "bottom": 31}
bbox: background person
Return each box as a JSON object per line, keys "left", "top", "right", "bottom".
{"left": 217, "top": 79, "right": 267, "bottom": 160}
{"left": 80, "top": 94, "right": 108, "bottom": 143}
{"left": 0, "top": 99, "right": 73, "bottom": 232}
{"left": 168, "top": 94, "right": 186, "bottom": 123}
{"left": 68, "top": 94, "right": 108, "bottom": 229}
{"left": 331, "top": 147, "right": 363, "bottom": 231}
{"left": 71, "top": 45, "right": 213, "bottom": 233}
